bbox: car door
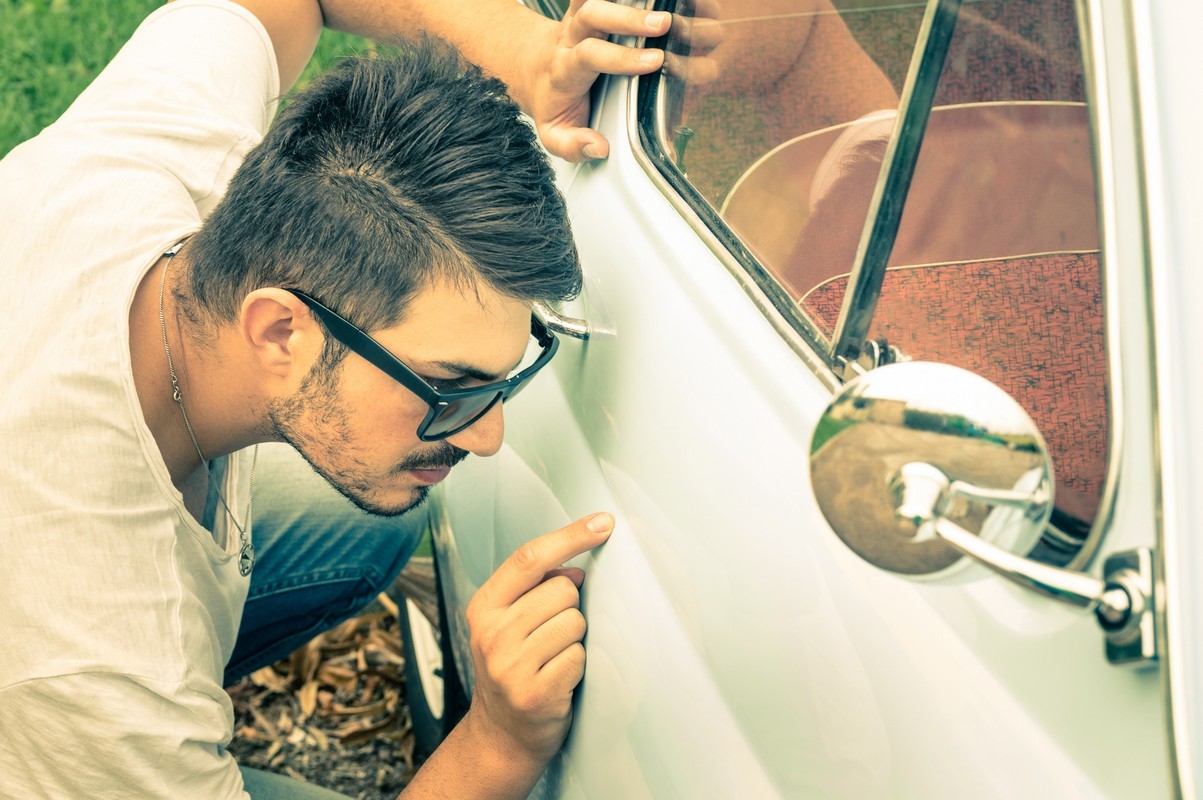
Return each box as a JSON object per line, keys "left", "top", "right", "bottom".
{"left": 428, "top": 0, "right": 1189, "bottom": 796}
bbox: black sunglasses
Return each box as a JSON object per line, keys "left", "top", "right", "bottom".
{"left": 288, "top": 290, "right": 559, "bottom": 442}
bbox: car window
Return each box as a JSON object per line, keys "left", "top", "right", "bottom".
{"left": 647, "top": 0, "right": 921, "bottom": 322}
{"left": 640, "top": 0, "right": 1109, "bottom": 560}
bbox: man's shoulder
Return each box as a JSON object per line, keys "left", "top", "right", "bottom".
{"left": 52, "top": 0, "right": 280, "bottom": 145}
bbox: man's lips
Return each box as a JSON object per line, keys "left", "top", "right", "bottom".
{"left": 397, "top": 444, "right": 468, "bottom": 486}
{"left": 407, "top": 467, "right": 452, "bottom": 485}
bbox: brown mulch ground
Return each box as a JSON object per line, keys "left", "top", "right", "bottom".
{"left": 226, "top": 564, "right": 436, "bottom": 799}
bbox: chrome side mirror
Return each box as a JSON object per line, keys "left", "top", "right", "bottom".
{"left": 809, "top": 363, "right": 1145, "bottom": 650}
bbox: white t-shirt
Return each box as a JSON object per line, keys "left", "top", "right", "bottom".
{"left": 0, "top": 2, "right": 279, "bottom": 796}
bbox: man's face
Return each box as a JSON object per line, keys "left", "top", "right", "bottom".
{"left": 269, "top": 280, "right": 533, "bottom": 516}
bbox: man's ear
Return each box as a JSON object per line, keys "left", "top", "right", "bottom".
{"left": 239, "top": 289, "right": 321, "bottom": 380}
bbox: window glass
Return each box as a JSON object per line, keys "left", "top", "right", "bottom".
{"left": 656, "top": 0, "right": 924, "bottom": 311}
{"left": 802, "top": 0, "right": 1107, "bottom": 552}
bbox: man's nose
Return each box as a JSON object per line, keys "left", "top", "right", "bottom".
{"left": 445, "top": 402, "right": 505, "bottom": 457}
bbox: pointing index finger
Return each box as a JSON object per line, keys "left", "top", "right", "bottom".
{"left": 478, "top": 513, "right": 614, "bottom": 609}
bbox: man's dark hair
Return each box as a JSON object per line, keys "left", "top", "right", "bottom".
{"left": 186, "top": 38, "right": 581, "bottom": 339}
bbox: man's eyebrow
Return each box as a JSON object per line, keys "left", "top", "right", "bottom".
{"left": 423, "top": 359, "right": 515, "bottom": 383}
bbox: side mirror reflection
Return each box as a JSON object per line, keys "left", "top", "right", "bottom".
{"left": 809, "top": 362, "right": 1053, "bottom": 580}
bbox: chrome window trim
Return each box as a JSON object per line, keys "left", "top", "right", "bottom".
{"left": 1058, "top": 0, "right": 1121, "bottom": 579}
{"left": 628, "top": 43, "right": 840, "bottom": 391}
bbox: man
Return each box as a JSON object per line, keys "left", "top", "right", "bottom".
{"left": 0, "top": 0, "right": 670, "bottom": 797}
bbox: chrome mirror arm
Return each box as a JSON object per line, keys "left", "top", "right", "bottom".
{"left": 891, "top": 462, "right": 1130, "bottom": 620}
{"left": 929, "top": 518, "right": 1109, "bottom": 611}
{"left": 946, "top": 478, "right": 1051, "bottom": 514}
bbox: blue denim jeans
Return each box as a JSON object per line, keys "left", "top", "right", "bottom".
{"left": 228, "top": 444, "right": 427, "bottom": 798}
{"left": 225, "top": 443, "right": 427, "bottom": 685}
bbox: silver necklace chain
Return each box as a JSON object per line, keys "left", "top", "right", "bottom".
{"left": 158, "top": 242, "right": 258, "bottom": 576}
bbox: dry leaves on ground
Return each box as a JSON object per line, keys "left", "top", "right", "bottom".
{"left": 226, "top": 591, "right": 420, "bottom": 800}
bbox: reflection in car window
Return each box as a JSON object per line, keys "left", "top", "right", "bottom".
{"left": 644, "top": 0, "right": 1106, "bottom": 559}
{"left": 656, "top": 0, "right": 921, "bottom": 302}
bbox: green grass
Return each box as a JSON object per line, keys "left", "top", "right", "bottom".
{"left": 0, "top": 0, "right": 370, "bottom": 157}
{"left": 412, "top": 526, "right": 433, "bottom": 558}
{"left": 810, "top": 415, "right": 855, "bottom": 454}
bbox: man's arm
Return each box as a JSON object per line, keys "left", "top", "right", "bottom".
{"left": 230, "top": 0, "right": 671, "bottom": 161}
{"left": 402, "top": 513, "right": 615, "bottom": 799}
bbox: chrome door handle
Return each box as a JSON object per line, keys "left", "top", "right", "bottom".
{"left": 533, "top": 302, "right": 591, "bottom": 340}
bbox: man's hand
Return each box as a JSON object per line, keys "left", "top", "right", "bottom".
{"left": 532, "top": 0, "right": 671, "bottom": 161}
{"left": 240, "top": 0, "right": 671, "bottom": 162}
{"left": 461, "top": 512, "right": 613, "bottom": 765}
{"left": 401, "top": 514, "right": 613, "bottom": 799}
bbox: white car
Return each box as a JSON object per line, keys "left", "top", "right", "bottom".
{"left": 398, "top": 0, "right": 1203, "bottom": 796}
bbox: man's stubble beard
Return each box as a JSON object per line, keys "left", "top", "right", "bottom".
{"left": 267, "top": 360, "right": 467, "bottom": 517}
